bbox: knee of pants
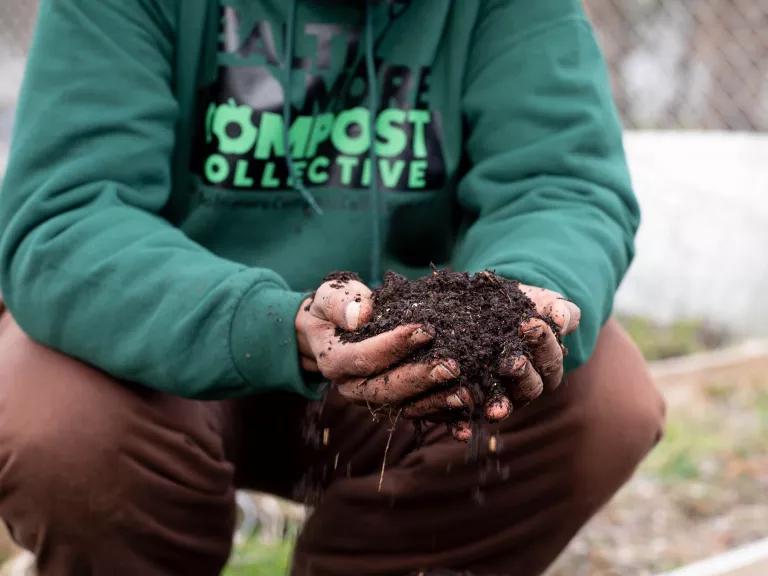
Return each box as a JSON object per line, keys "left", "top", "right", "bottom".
{"left": 604, "top": 330, "right": 667, "bottom": 455}
{"left": 0, "top": 316, "right": 238, "bottom": 573}
{"left": 568, "top": 322, "right": 667, "bottom": 512}
{"left": 628, "top": 377, "right": 667, "bottom": 449}
{"left": 0, "top": 370, "right": 236, "bottom": 556}
{"left": 0, "top": 386, "right": 132, "bottom": 533}
{"left": 0, "top": 317, "right": 157, "bottom": 535}
{"left": 594, "top": 377, "right": 666, "bottom": 463}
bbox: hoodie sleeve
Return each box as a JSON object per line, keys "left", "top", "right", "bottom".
{"left": 0, "top": 0, "right": 319, "bottom": 399}
{"left": 452, "top": 0, "right": 640, "bottom": 370}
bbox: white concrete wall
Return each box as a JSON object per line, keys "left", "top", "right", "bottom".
{"left": 0, "top": 58, "right": 24, "bottom": 107}
{"left": 617, "top": 131, "right": 768, "bottom": 336}
{"left": 0, "top": 59, "right": 25, "bottom": 176}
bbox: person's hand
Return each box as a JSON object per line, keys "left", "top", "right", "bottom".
{"left": 485, "top": 284, "right": 581, "bottom": 419}
{"left": 295, "top": 278, "right": 462, "bottom": 412}
{"left": 403, "top": 282, "right": 581, "bottom": 441}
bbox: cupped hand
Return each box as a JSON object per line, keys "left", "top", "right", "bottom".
{"left": 295, "top": 278, "right": 463, "bottom": 411}
{"left": 403, "top": 282, "right": 581, "bottom": 442}
{"left": 484, "top": 284, "right": 581, "bottom": 421}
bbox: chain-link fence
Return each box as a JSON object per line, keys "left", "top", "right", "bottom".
{"left": 1, "top": 0, "right": 38, "bottom": 165}
{"left": 0, "top": 1, "right": 36, "bottom": 52}
{"left": 1, "top": 0, "right": 767, "bottom": 137}
{"left": 0, "top": 1, "right": 37, "bottom": 101}
{"left": 586, "top": 0, "right": 768, "bottom": 131}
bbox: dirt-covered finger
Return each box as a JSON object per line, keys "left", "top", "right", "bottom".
{"left": 322, "top": 323, "right": 433, "bottom": 379}
{"left": 402, "top": 385, "right": 473, "bottom": 419}
{"left": 450, "top": 421, "right": 473, "bottom": 442}
{"left": 484, "top": 392, "right": 512, "bottom": 422}
{"left": 520, "top": 318, "right": 564, "bottom": 392}
{"left": 336, "top": 358, "right": 460, "bottom": 405}
{"left": 519, "top": 284, "right": 580, "bottom": 335}
{"left": 544, "top": 299, "right": 581, "bottom": 335}
{"left": 498, "top": 355, "right": 544, "bottom": 401}
{"left": 310, "top": 279, "right": 373, "bottom": 330}
{"left": 296, "top": 300, "right": 314, "bottom": 357}
{"left": 519, "top": 284, "right": 563, "bottom": 312}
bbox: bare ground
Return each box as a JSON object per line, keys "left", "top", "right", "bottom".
{"left": 548, "top": 358, "right": 768, "bottom": 575}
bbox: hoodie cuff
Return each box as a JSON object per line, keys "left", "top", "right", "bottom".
{"left": 230, "top": 282, "right": 324, "bottom": 399}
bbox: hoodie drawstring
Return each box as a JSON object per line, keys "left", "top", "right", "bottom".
{"left": 282, "top": 0, "right": 383, "bottom": 284}
{"left": 365, "top": 1, "right": 382, "bottom": 285}
{"left": 283, "top": 0, "right": 323, "bottom": 215}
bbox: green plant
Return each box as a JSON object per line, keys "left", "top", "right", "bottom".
{"left": 617, "top": 315, "right": 727, "bottom": 361}
{"left": 223, "top": 538, "right": 293, "bottom": 576}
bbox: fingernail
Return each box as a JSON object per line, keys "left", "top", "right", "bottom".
{"left": 452, "top": 422, "right": 472, "bottom": 442}
{"left": 486, "top": 396, "right": 511, "bottom": 422}
{"left": 446, "top": 393, "right": 464, "bottom": 409}
{"left": 522, "top": 323, "right": 544, "bottom": 340}
{"left": 512, "top": 356, "right": 527, "bottom": 374}
{"left": 566, "top": 301, "right": 581, "bottom": 329}
{"left": 409, "top": 326, "right": 434, "bottom": 345}
{"left": 345, "top": 301, "right": 361, "bottom": 330}
{"left": 431, "top": 360, "right": 459, "bottom": 381}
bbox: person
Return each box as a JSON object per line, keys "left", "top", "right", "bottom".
{"left": 0, "top": 0, "right": 665, "bottom": 574}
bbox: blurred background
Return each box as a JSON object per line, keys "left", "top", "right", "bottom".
{"left": 1, "top": 1, "right": 767, "bottom": 575}
{"left": 0, "top": 2, "right": 34, "bottom": 178}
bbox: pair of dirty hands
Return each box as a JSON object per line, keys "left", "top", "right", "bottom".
{"left": 295, "top": 276, "right": 581, "bottom": 441}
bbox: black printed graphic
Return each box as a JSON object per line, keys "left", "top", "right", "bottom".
{"left": 192, "top": 3, "right": 446, "bottom": 192}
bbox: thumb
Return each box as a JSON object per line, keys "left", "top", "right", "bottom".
{"left": 311, "top": 279, "right": 374, "bottom": 331}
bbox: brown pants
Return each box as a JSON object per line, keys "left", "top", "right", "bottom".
{"left": 0, "top": 312, "right": 665, "bottom": 576}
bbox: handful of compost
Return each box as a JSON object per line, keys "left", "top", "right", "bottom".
{"left": 337, "top": 269, "right": 579, "bottom": 440}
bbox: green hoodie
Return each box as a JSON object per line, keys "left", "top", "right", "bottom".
{"left": 0, "top": 0, "right": 639, "bottom": 399}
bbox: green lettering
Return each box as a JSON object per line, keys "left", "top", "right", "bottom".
{"left": 376, "top": 109, "right": 407, "bottom": 158}
{"left": 331, "top": 108, "right": 370, "bottom": 156}
{"left": 255, "top": 113, "right": 283, "bottom": 159}
{"left": 408, "top": 160, "right": 428, "bottom": 189}
{"left": 213, "top": 99, "right": 258, "bottom": 154}
{"left": 204, "top": 154, "right": 229, "bottom": 184}
{"left": 289, "top": 117, "right": 312, "bottom": 159}
{"left": 380, "top": 159, "right": 406, "bottom": 188}
{"left": 408, "top": 110, "right": 430, "bottom": 158}
{"left": 306, "top": 113, "right": 334, "bottom": 158}
{"left": 205, "top": 103, "right": 216, "bottom": 144}
{"left": 287, "top": 161, "right": 307, "bottom": 186}
{"left": 336, "top": 156, "right": 359, "bottom": 186}
{"left": 233, "top": 159, "right": 254, "bottom": 187}
{"left": 261, "top": 162, "right": 280, "bottom": 188}
{"left": 308, "top": 156, "right": 330, "bottom": 184}
{"left": 361, "top": 158, "right": 371, "bottom": 187}
{"left": 255, "top": 113, "right": 312, "bottom": 159}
